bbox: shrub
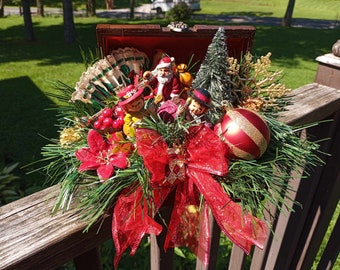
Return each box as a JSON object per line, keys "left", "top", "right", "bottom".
{"left": 0, "top": 161, "right": 20, "bottom": 206}
{"left": 165, "top": 2, "right": 192, "bottom": 22}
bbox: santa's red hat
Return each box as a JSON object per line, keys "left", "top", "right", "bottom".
{"left": 157, "top": 56, "right": 174, "bottom": 69}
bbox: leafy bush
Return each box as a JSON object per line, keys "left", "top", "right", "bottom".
{"left": 0, "top": 161, "right": 20, "bottom": 206}
{"left": 165, "top": 2, "right": 192, "bottom": 22}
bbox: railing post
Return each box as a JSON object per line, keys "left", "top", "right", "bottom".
{"left": 195, "top": 206, "right": 221, "bottom": 270}
{"left": 228, "top": 245, "right": 246, "bottom": 270}
{"left": 150, "top": 192, "right": 175, "bottom": 270}
{"left": 315, "top": 53, "right": 340, "bottom": 89}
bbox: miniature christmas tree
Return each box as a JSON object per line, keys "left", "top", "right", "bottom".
{"left": 192, "top": 27, "right": 232, "bottom": 124}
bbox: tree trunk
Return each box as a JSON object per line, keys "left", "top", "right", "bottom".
{"left": 105, "top": 0, "right": 113, "bottom": 10}
{"left": 86, "top": 0, "right": 96, "bottom": 17}
{"left": 36, "top": 0, "right": 44, "bottom": 17}
{"left": 21, "top": 0, "right": 36, "bottom": 41}
{"left": 62, "top": 0, "right": 76, "bottom": 43}
{"left": 282, "top": 0, "right": 295, "bottom": 27}
{"left": 129, "top": 0, "right": 134, "bottom": 19}
{"left": 0, "top": 0, "right": 4, "bottom": 17}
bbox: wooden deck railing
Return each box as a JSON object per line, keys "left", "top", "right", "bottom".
{"left": 1, "top": 59, "right": 340, "bottom": 269}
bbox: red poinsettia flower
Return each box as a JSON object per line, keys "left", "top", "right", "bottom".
{"left": 75, "top": 129, "right": 130, "bottom": 180}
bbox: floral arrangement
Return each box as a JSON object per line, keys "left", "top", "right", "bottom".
{"left": 39, "top": 28, "right": 320, "bottom": 267}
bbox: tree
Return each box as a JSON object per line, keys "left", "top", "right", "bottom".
{"left": 62, "top": 0, "right": 76, "bottom": 43}
{"left": 36, "top": 0, "right": 44, "bottom": 17}
{"left": 86, "top": 0, "right": 96, "bottom": 17}
{"left": 282, "top": 0, "right": 295, "bottom": 27}
{"left": 0, "top": 0, "right": 4, "bottom": 17}
{"left": 21, "top": 0, "right": 35, "bottom": 41}
{"left": 129, "top": 0, "right": 135, "bottom": 19}
{"left": 192, "top": 27, "right": 232, "bottom": 124}
{"left": 105, "top": 0, "right": 113, "bottom": 10}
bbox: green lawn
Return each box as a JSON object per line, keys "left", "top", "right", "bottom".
{"left": 199, "top": 0, "right": 340, "bottom": 20}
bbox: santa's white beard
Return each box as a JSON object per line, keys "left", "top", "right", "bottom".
{"left": 157, "top": 72, "right": 173, "bottom": 96}
{"left": 157, "top": 72, "right": 173, "bottom": 84}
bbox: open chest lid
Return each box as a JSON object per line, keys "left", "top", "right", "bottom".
{"left": 96, "top": 24, "right": 256, "bottom": 70}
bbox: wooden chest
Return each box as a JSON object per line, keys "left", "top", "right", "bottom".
{"left": 96, "top": 24, "right": 256, "bottom": 69}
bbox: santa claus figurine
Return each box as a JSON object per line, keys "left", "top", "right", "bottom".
{"left": 143, "top": 56, "right": 183, "bottom": 104}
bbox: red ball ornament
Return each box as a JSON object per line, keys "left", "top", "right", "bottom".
{"left": 214, "top": 108, "right": 270, "bottom": 160}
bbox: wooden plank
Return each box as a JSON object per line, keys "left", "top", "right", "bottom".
{"left": 278, "top": 83, "right": 340, "bottom": 125}
{"left": 261, "top": 167, "right": 305, "bottom": 270}
{"left": 315, "top": 53, "right": 340, "bottom": 89}
{"left": 150, "top": 192, "right": 174, "bottom": 270}
{"left": 315, "top": 53, "right": 340, "bottom": 69}
{"left": 315, "top": 63, "right": 340, "bottom": 89}
{"left": 228, "top": 245, "right": 246, "bottom": 270}
{"left": 253, "top": 83, "right": 340, "bottom": 269}
{"left": 266, "top": 112, "right": 340, "bottom": 270}
{"left": 293, "top": 112, "right": 340, "bottom": 270}
{"left": 150, "top": 234, "right": 161, "bottom": 270}
{"left": 0, "top": 186, "right": 112, "bottom": 270}
{"left": 250, "top": 202, "right": 276, "bottom": 270}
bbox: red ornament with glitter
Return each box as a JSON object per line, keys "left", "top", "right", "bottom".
{"left": 215, "top": 108, "right": 270, "bottom": 160}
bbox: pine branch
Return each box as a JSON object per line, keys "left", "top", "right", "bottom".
{"left": 220, "top": 114, "right": 322, "bottom": 219}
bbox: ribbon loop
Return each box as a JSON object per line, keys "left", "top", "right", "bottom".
{"left": 112, "top": 124, "right": 268, "bottom": 267}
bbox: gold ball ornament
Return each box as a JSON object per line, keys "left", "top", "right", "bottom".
{"left": 214, "top": 108, "right": 270, "bottom": 160}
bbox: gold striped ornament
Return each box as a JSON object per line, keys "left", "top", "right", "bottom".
{"left": 214, "top": 108, "right": 270, "bottom": 160}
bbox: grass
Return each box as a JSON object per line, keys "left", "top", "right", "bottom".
{"left": 199, "top": 0, "right": 340, "bottom": 20}
{"left": 0, "top": 0, "right": 339, "bottom": 268}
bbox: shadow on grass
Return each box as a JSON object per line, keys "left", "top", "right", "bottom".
{"left": 0, "top": 76, "right": 58, "bottom": 191}
{"left": 1, "top": 17, "right": 338, "bottom": 68}
{"left": 220, "top": 11, "right": 274, "bottom": 17}
{"left": 0, "top": 20, "right": 100, "bottom": 66}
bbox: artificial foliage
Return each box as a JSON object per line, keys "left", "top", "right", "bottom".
{"left": 192, "top": 27, "right": 232, "bottom": 123}
{"left": 36, "top": 27, "right": 321, "bottom": 267}
{"left": 227, "top": 51, "right": 291, "bottom": 116}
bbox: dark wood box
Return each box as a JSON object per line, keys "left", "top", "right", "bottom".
{"left": 96, "top": 24, "right": 256, "bottom": 69}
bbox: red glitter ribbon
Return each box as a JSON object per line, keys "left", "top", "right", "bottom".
{"left": 112, "top": 125, "right": 268, "bottom": 268}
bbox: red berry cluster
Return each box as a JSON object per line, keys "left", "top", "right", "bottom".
{"left": 93, "top": 107, "right": 125, "bottom": 132}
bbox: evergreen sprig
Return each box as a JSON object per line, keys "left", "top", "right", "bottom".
{"left": 140, "top": 111, "right": 196, "bottom": 147}
{"left": 37, "top": 138, "right": 85, "bottom": 213}
{"left": 78, "top": 153, "right": 148, "bottom": 231}
{"left": 219, "top": 114, "right": 322, "bottom": 220}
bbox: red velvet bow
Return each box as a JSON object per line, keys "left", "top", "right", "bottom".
{"left": 112, "top": 125, "right": 268, "bottom": 268}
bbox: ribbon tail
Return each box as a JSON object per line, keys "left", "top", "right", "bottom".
{"left": 189, "top": 170, "right": 268, "bottom": 254}
{"left": 164, "top": 179, "right": 207, "bottom": 259}
{"left": 112, "top": 187, "right": 163, "bottom": 268}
